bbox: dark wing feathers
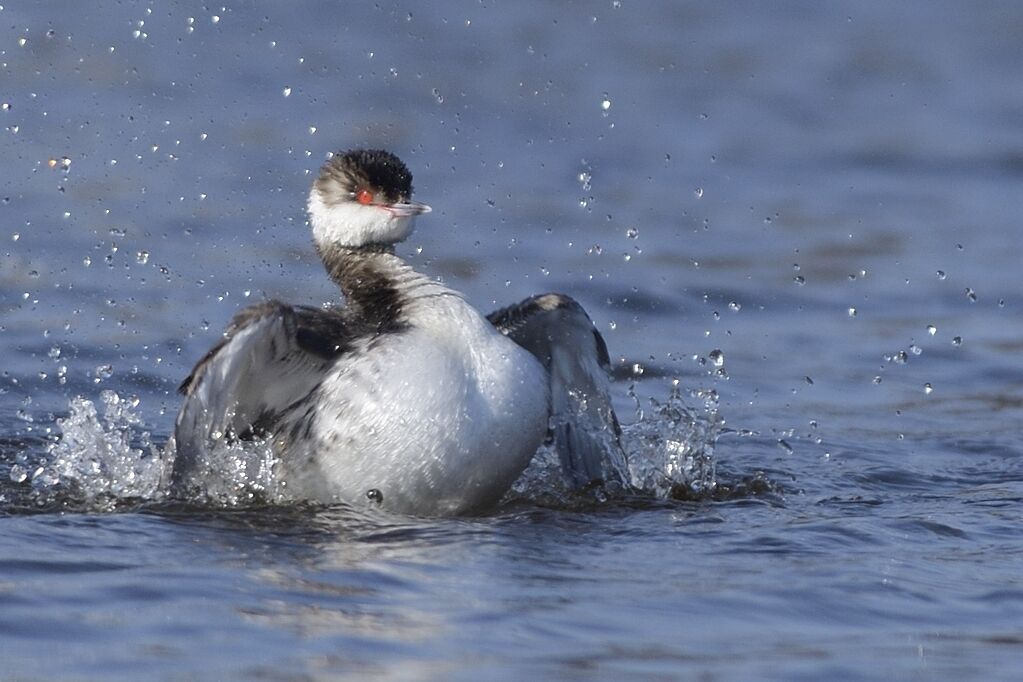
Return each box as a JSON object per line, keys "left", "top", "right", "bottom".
{"left": 171, "top": 300, "right": 351, "bottom": 495}
{"left": 488, "top": 293, "right": 628, "bottom": 489}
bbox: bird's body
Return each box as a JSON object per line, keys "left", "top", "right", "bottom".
{"left": 172, "top": 149, "right": 625, "bottom": 515}
{"left": 276, "top": 253, "right": 549, "bottom": 514}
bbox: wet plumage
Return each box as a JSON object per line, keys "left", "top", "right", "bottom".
{"left": 172, "top": 149, "right": 625, "bottom": 515}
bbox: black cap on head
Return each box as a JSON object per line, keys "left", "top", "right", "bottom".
{"left": 315, "top": 149, "right": 414, "bottom": 204}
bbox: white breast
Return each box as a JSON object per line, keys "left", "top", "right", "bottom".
{"left": 279, "top": 294, "right": 550, "bottom": 515}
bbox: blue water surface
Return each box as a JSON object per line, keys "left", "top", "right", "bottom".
{"left": 1, "top": 2, "right": 1022, "bottom": 679}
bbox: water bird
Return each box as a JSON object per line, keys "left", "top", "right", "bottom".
{"left": 172, "top": 149, "right": 626, "bottom": 514}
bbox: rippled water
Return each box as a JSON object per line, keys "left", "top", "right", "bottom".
{"left": 2, "top": 2, "right": 1023, "bottom": 679}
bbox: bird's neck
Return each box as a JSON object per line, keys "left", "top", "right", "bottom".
{"left": 316, "top": 242, "right": 417, "bottom": 333}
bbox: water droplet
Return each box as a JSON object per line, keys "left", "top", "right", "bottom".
{"left": 94, "top": 364, "right": 113, "bottom": 381}
{"left": 909, "top": 344, "right": 922, "bottom": 356}
{"left": 82, "top": 256, "right": 92, "bottom": 267}
{"left": 777, "top": 439, "right": 793, "bottom": 454}
{"left": 873, "top": 376, "right": 882, "bottom": 384}
{"left": 951, "top": 336, "right": 962, "bottom": 347}
{"left": 211, "top": 15, "right": 220, "bottom": 24}
{"left": 709, "top": 349, "right": 724, "bottom": 367}
{"left": 693, "top": 187, "right": 703, "bottom": 198}
{"left": 927, "top": 324, "right": 936, "bottom": 336}
{"left": 728, "top": 301, "right": 741, "bottom": 312}
{"left": 804, "top": 376, "right": 814, "bottom": 385}
{"left": 631, "top": 362, "right": 644, "bottom": 376}
{"left": 432, "top": 88, "right": 444, "bottom": 104}
{"left": 793, "top": 275, "right": 805, "bottom": 286}
{"left": 625, "top": 227, "right": 639, "bottom": 239}
{"left": 936, "top": 270, "right": 946, "bottom": 280}
{"left": 923, "top": 383, "right": 933, "bottom": 395}
{"left": 17, "top": 37, "right": 27, "bottom": 47}
{"left": 282, "top": 86, "right": 292, "bottom": 97}
{"left": 893, "top": 350, "right": 908, "bottom": 365}
{"left": 1, "top": 103, "right": 10, "bottom": 111}
{"left": 847, "top": 307, "right": 857, "bottom": 317}
{"left": 136, "top": 251, "right": 149, "bottom": 264}
{"left": 608, "top": 320, "right": 617, "bottom": 330}
{"left": 308, "top": 126, "right": 317, "bottom": 135}
{"left": 964, "top": 287, "right": 977, "bottom": 302}
{"left": 8, "top": 464, "right": 27, "bottom": 483}
{"left": 600, "top": 93, "right": 611, "bottom": 112}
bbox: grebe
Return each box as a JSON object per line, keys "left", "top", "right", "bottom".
{"left": 172, "top": 149, "right": 625, "bottom": 515}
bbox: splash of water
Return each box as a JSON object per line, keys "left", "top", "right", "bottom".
{"left": 510, "top": 379, "right": 722, "bottom": 504}
{"left": 13, "top": 377, "right": 721, "bottom": 511}
{"left": 622, "top": 380, "right": 721, "bottom": 499}
{"left": 13, "top": 390, "right": 286, "bottom": 510}
{"left": 27, "top": 391, "right": 167, "bottom": 510}
{"left": 168, "top": 435, "right": 282, "bottom": 507}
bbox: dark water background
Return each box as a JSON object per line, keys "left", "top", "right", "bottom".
{"left": 2, "top": 1, "right": 1022, "bottom": 679}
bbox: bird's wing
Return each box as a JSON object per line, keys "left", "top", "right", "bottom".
{"left": 488, "top": 293, "right": 629, "bottom": 489}
{"left": 171, "top": 300, "right": 351, "bottom": 495}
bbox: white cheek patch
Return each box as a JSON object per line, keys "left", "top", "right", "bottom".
{"left": 308, "top": 191, "right": 415, "bottom": 247}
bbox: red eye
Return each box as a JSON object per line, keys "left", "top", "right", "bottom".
{"left": 356, "top": 189, "right": 374, "bottom": 205}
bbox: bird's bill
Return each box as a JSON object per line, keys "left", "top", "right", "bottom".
{"left": 384, "top": 201, "right": 432, "bottom": 217}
